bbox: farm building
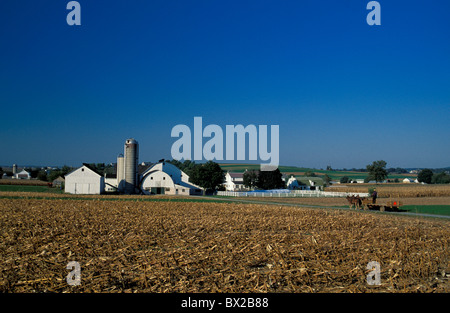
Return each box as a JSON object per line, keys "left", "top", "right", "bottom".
{"left": 65, "top": 138, "right": 203, "bottom": 195}
{"left": 65, "top": 164, "right": 105, "bottom": 195}
{"left": 104, "top": 173, "right": 119, "bottom": 192}
{"left": 52, "top": 176, "right": 65, "bottom": 187}
{"left": 140, "top": 161, "right": 202, "bottom": 195}
{"left": 224, "top": 172, "right": 245, "bottom": 191}
{"left": 403, "top": 178, "right": 419, "bottom": 183}
{"left": 13, "top": 169, "right": 31, "bottom": 180}
{"left": 287, "top": 176, "right": 324, "bottom": 191}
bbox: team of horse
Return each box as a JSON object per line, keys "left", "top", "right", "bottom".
{"left": 346, "top": 195, "right": 366, "bottom": 210}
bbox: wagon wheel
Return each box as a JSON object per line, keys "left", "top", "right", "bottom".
{"left": 380, "top": 206, "right": 385, "bottom": 212}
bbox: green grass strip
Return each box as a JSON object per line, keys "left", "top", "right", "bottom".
{"left": 401, "top": 205, "right": 450, "bottom": 217}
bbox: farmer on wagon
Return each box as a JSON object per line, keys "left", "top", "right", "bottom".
{"left": 372, "top": 189, "right": 378, "bottom": 204}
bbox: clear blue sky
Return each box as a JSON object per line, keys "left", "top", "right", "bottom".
{"left": 1, "top": 0, "right": 449, "bottom": 169}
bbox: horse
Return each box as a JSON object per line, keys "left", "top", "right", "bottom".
{"left": 346, "top": 195, "right": 362, "bottom": 210}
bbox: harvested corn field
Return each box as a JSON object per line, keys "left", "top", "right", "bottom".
{"left": 0, "top": 198, "right": 448, "bottom": 293}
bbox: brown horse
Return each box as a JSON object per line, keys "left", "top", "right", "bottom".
{"left": 346, "top": 195, "right": 362, "bottom": 210}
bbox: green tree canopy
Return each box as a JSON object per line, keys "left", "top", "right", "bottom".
{"left": 323, "top": 174, "right": 331, "bottom": 185}
{"left": 190, "top": 161, "right": 225, "bottom": 191}
{"left": 418, "top": 169, "right": 433, "bottom": 184}
{"left": 431, "top": 172, "right": 450, "bottom": 184}
{"left": 243, "top": 170, "right": 258, "bottom": 189}
{"left": 366, "top": 160, "right": 388, "bottom": 183}
{"left": 256, "top": 168, "right": 285, "bottom": 190}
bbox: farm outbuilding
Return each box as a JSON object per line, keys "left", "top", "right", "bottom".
{"left": 65, "top": 164, "right": 105, "bottom": 195}
{"left": 52, "top": 176, "right": 65, "bottom": 187}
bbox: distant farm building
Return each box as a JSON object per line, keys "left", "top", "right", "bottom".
{"left": 224, "top": 172, "right": 245, "bottom": 191}
{"left": 403, "top": 178, "right": 419, "bottom": 183}
{"left": 52, "top": 176, "right": 65, "bottom": 187}
{"left": 14, "top": 169, "right": 31, "bottom": 180}
{"left": 287, "top": 176, "right": 324, "bottom": 191}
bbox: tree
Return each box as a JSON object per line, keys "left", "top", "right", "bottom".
{"left": 431, "top": 172, "right": 450, "bottom": 184}
{"left": 323, "top": 174, "right": 331, "bottom": 186}
{"left": 256, "top": 168, "right": 285, "bottom": 190}
{"left": 190, "top": 161, "right": 225, "bottom": 192}
{"left": 340, "top": 176, "right": 350, "bottom": 184}
{"left": 243, "top": 170, "right": 258, "bottom": 189}
{"left": 418, "top": 169, "right": 433, "bottom": 184}
{"left": 167, "top": 159, "right": 198, "bottom": 178}
{"left": 366, "top": 160, "right": 388, "bottom": 183}
{"left": 61, "top": 165, "right": 73, "bottom": 175}
{"left": 37, "top": 170, "right": 48, "bottom": 181}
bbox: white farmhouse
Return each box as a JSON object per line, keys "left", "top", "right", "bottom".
{"left": 224, "top": 172, "right": 245, "bottom": 191}
{"left": 65, "top": 164, "right": 105, "bottom": 194}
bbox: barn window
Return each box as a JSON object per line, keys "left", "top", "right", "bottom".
{"left": 81, "top": 168, "right": 84, "bottom": 172}
{"left": 150, "top": 176, "right": 153, "bottom": 180}
{"left": 163, "top": 177, "right": 165, "bottom": 180}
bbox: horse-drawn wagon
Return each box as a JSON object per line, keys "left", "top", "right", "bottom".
{"left": 362, "top": 198, "right": 403, "bottom": 211}
{"left": 346, "top": 195, "right": 403, "bottom": 212}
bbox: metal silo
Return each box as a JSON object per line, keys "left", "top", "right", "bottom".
{"left": 124, "top": 138, "right": 138, "bottom": 194}
{"left": 117, "top": 154, "right": 124, "bottom": 192}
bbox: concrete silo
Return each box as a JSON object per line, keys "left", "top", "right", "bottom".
{"left": 123, "top": 138, "right": 139, "bottom": 194}
{"left": 116, "top": 154, "right": 124, "bottom": 192}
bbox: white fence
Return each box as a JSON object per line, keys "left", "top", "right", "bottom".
{"left": 217, "top": 190, "right": 369, "bottom": 198}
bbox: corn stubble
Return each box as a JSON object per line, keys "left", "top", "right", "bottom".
{"left": 0, "top": 199, "right": 448, "bottom": 293}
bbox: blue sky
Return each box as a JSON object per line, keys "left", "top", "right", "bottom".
{"left": 1, "top": 0, "right": 449, "bottom": 169}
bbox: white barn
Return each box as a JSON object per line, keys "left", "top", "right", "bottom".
{"left": 140, "top": 162, "right": 203, "bottom": 195}
{"left": 65, "top": 164, "right": 105, "bottom": 194}
{"left": 14, "top": 169, "right": 31, "bottom": 180}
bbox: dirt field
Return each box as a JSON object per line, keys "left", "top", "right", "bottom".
{"left": 0, "top": 197, "right": 448, "bottom": 293}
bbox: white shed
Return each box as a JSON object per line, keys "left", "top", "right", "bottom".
{"left": 65, "top": 164, "right": 105, "bottom": 194}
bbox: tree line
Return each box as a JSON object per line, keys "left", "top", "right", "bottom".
{"left": 417, "top": 169, "right": 450, "bottom": 184}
